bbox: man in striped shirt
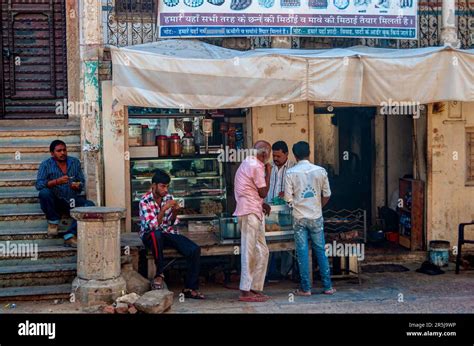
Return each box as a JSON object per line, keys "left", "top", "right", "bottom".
{"left": 265, "top": 141, "right": 295, "bottom": 281}
{"left": 265, "top": 141, "right": 296, "bottom": 204}
{"left": 36, "top": 140, "right": 95, "bottom": 247}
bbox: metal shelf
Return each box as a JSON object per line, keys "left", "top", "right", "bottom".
{"left": 131, "top": 155, "right": 220, "bottom": 162}
{"left": 133, "top": 194, "right": 226, "bottom": 202}
{"left": 323, "top": 208, "right": 367, "bottom": 242}
{"left": 132, "top": 175, "right": 221, "bottom": 181}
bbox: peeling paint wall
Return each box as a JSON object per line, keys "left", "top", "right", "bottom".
{"left": 428, "top": 102, "right": 474, "bottom": 249}
{"left": 313, "top": 113, "right": 339, "bottom": 174}
{"left": 373, "top": 110, "right": 416, "bottom": 219}
{"left": 66, "top": 0, "right": 82, "bottom": 124}
{"left": 79, "top": 0, "right": 104, "bottom": 205}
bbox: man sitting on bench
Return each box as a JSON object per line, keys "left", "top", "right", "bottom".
{"left": 139, "top": 169, "right": 205, "bottom": 299}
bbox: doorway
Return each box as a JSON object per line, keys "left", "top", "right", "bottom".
{"left": 0, "top": 0, "right": 68, "bottom": 119}
{"left": 314, "top": 107, "right": 376, "bottom": 223}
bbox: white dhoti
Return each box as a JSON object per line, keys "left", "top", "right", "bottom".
{"left": 238, "top": 213, "right": 269, "bottom": 292}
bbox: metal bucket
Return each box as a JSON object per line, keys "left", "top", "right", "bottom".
{"left": 429, "top": 240, "right": 450, "bottom": 267}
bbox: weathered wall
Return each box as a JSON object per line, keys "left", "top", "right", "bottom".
{"left": 79, "top": 0, "right": 104, "bottom": 205}
{"left": 373, "top": 110, "right": 415, "bottom": 218}
{"left": 252, "top": 103, "right": 313, "bottom": 163}
{"left": 427, "top": 102, "right": 474, "bottom": 249}
{"left": 313, "top": 112, "right": 339, "bottom": 174}
{"left": 387, "top": 116, "right": 414, "bottom": 198}
{"left": 66, "top": 0, "right": 81, "bottom": 124}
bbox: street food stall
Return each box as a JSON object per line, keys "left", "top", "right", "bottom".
{"left": 108, "top": 39, "right": 474, "bottom": 281}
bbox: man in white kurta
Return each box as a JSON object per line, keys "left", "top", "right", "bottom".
{"left": 233, "top": 141, "right": 272, "bottom": 302}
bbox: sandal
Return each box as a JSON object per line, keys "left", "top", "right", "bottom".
{"left": 151, "top": 275, "right": 165, "bottom": 290}
{"left": 293, "top": 289, "right": 312, "bottom": 296}
{"left": 182, "top": 289, "right": 206, "bottom": 300}
{"left": 322, "top": 288, "right": 336, "bottom": 295}
{"left": 251, "top": 290, "right": 270, "bottom": 299}
{"left": 238, "top": 294, "right": 268, "bottom": 302}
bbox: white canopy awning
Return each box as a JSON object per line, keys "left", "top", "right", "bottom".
{"left": 111, "top": 39, "right": 474, "bottom": 109}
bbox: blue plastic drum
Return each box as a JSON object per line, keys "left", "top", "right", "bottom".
{"left": 429, "top": 241, "right": 450, "bottom": 267}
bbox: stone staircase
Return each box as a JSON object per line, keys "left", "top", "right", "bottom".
{"left": 0, "top": 125, "right": 81, "bottom": 301}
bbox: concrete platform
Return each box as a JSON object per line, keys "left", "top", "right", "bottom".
{"left": 0, "top": 262, "right": 472, "bottom": 313}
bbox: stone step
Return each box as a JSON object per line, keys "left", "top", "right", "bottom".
{"left": 0, "top": 236, "right": 65, "bottom": 247}
{"left": 0, "top": 162, "right": 40, "bottom": 171}
{"left": 0, "top": 150, "right": 80, "bottom": 163}
{"left": 0, "top": 225, "right": 70, "bottom": 241}
{"left": 0, "top": 263, "right": 76, "bottom": 288}
{"left": 0, "top": 186, "right": 37, "bottom": 195}
{"left": 0, "top": 144, "right": 80, "bottom": 154}
{"left": 0, "top": 134, "right": 81, "bottom": 147}
{"left": 0, "top": 245, "right": 76, "bottom": 266}
{"left": 0, "top": 283, "right": 72, "bottom": 301}
{"left": 0, "top": 191, "right": 38, "bottom": 204}
{"left": 0, "top": 186, "right": 85, "bottom": 204}
{"left": 0, "top": 217, "right": 72, "bottom": 233}
{"left": 0, "top": 187, "right": 37, "bottom": 199}
{"left": 0, "top": 203, "right": 44, "bottom": 217}
{"left": 0, "top": 171, "right": 37, "bottom": 185}
{"left": 0, "top": 126, "right": 80, "bottom": 138}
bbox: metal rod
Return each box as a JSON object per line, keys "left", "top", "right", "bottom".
{"left": 384, "top": 114, "right": 388, "bottom": 207}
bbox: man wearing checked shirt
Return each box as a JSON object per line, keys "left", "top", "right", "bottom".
{"left": 139, "top": 169, "right": 205, "bottom": 299}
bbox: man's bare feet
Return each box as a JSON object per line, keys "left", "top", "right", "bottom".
{"left": 322, "top": 288, "right": 336, "bottom": 295}
{"left": 293, "top": 289, "right": 312, "bottom": 296}
{"left": 239, "top": 290, "right": 268, "bottom": 302}
{"left": 251, "top": 290, "right": 270, "bottom": 299}
{"left": 151, "top": 275, "right": 164, "bottom": 290}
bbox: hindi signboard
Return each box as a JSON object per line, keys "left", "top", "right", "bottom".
{"left": 159, "top": 0, "right": 417, "bottom": 39}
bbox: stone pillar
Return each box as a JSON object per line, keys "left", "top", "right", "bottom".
{"left": 440, "top": 0, "right": 460, "bottom": 47}
{"left": 71, "top": 207, "right": 127, "bottom": 306}
{"left": 79, "top": 0, "right": 104, "bottom": 205}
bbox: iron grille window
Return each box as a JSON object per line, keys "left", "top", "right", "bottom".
{"left": 115, "top": 0, "right": 157, "bottom": 18}
{"left": 467, "top": 128, "right": 474, "bottom": 184}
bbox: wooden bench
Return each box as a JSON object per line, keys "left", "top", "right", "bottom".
{"left": 120, "top": 232, "right": 360, "bottom": 284}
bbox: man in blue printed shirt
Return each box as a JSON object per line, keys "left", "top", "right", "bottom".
{"left": 36, "top": 140, "right": 95, "bottom": 247}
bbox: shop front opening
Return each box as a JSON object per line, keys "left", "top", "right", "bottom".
{"left": 314, "top": 105, "right": 427, "bottom": 253}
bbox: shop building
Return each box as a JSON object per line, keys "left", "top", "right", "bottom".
{"left": 0, "top": 0, "right": 473, "bottom": 299}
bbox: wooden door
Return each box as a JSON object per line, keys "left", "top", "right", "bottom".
{"left": 0, "top": 0, "right": 67, "bottom": 119}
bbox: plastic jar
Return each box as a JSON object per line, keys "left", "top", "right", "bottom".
{"left": 157, "top": 135, "right": 168, "bottom": 157}
{"left": 169, "top": 133, "right": 182, "bottom": 156}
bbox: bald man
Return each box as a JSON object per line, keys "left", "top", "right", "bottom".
{"left": 233, "top": 141, "right": 272, "bottom": 302}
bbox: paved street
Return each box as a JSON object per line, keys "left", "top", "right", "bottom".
{"left": 1, "top": 262, "right": 473, "bottom": 314}
{"left": 167, "top": 263, "right": 474, "bottom": 314}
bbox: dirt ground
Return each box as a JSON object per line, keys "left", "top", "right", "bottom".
{"left": 1, "top": 262, "right": 473, "bottom": 314}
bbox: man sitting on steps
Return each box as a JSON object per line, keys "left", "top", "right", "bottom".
{"left": 35, "top": 140, "right": 95, "bottom": 248}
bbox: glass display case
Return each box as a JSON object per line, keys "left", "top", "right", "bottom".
{"left": 130, "top": 155, "right": 227, "bottom": 231}
{"left": 264, "top": 204, "right": 294, "bottom": 239}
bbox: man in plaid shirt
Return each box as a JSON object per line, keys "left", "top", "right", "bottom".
{"left": 139, "top": 169, "right": 205, "bottom": 299}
